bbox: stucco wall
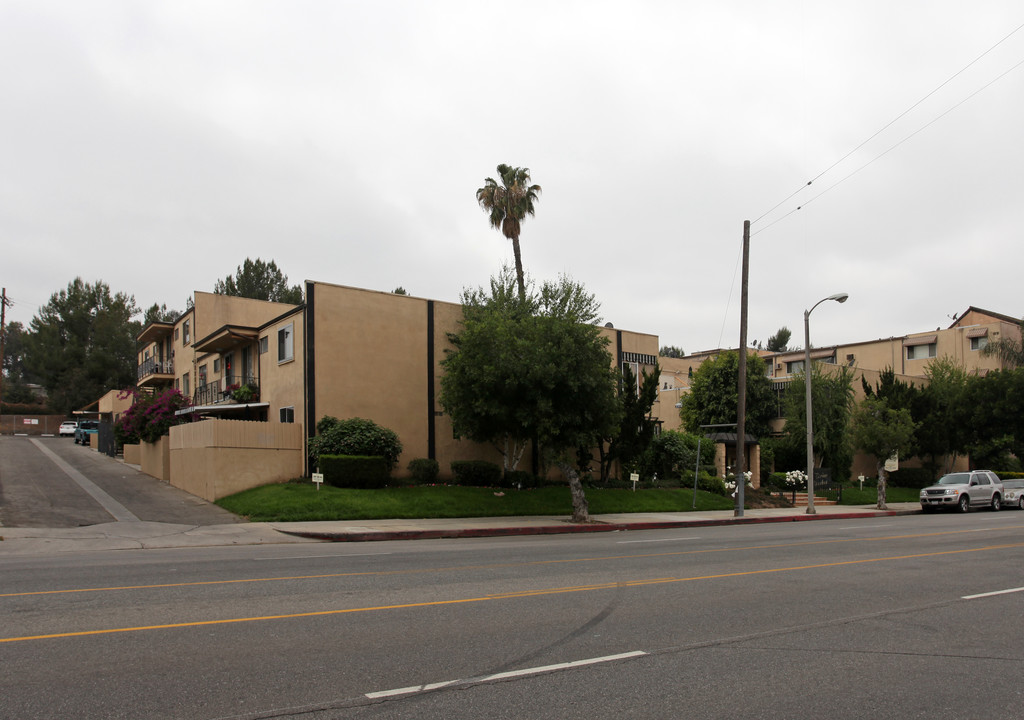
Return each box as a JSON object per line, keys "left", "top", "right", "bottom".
{"left": 169, "top": 419, "right": 303, "bottom": 501}
{"left": 140, "top": 436, "right": 170, "bottom": 481}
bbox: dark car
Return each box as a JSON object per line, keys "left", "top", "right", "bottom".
{"left": 74, "top": 420, "right": 99, "bottom": 445}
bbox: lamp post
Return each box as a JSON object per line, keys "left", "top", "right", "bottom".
{"left": 804, "top": 292, "right": 849, "bottom": 514}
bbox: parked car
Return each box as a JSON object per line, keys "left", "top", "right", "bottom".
{"left": 58, "top": 421, "right": 78, "bottom": 437}
{"left": 74, "top": 420, "right": 99, "bottom": 445}
{"left": 919, "top": 470, "right": 1003, "bottom": 512}
{"left": 1001, "top": 479, "right": 1024, "bottom": 510}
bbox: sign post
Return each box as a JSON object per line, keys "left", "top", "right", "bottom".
{"left": 312, "top": 472, "right": 324, "bottom": 491}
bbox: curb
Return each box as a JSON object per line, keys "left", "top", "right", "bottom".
{"left": 277, "top": 508, "right": 922, "bottom": 543}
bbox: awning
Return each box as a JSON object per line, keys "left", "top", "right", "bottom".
{"left": 193, "top": 325, "right": 260, "bottom": 354}
{"left": 966, "top": 327, "right": 989, "bottom": 339}
{"left": 176, "top": 402, "right": 269, "bottom": 416}
{"left": 903, "top": 335, "right": 937, "bottom": 347}
{"left": 775, "top": 348, "right": 836, "bottom": 363}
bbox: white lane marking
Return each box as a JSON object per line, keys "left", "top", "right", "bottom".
{"left": 617, "top": 537, "right": 701, "bottom": 544}
{"left": 838, "top": 524, "right": 893, "bottom": 530}
{"left": 251, "top": 552, "right": 392, "bottom": 561}
{"left": 30, "top": 438, "right": 139, "bottom": 522}
{"left": 962, "top": 586, "right": 1024, "bottom": 600}
{"left": 366, "top": 650, "right": 647, "bottom": 699}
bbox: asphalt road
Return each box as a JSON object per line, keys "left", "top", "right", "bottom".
{"left": 2, "top": 510, "right": 1023, "bottom": 719}
{"left": 0, "top": 436, "right": 241, "bottom": 528}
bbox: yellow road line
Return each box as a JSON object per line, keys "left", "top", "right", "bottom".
{"left": 4, "top": 542, "right": 1022, "bottom": 645}
{"left": 1, "top": 525, "right": 1016, "bottom": 599}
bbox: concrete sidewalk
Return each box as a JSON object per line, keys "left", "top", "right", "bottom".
{"left": 0, "top": 503, "right": 922, "bottom": 555}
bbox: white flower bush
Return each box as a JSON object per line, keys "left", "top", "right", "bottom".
{"left": 784, "top": 470, "right": 807, "bottom": 488}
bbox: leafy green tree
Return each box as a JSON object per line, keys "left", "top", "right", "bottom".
{"left": 849, "top": 396, "right": 916, "bottom": 509}
{"left": 25, "top": 278, "right": 140, "bottom": 414}
{"left": 476, "top": 165, "right": 542, "bottom": 300}
{"left": 915, "top": 356, "right": 970, "bottom": 477}
{"left": 766, "top": 326, "right": 792, "bottom": 353}
{"left": 596, "top": 361, "right": 660, "bottom": 482}
{"left": 782, "top": 364, "right": 855, "bottom": 482}
{"left": 440, "top": 269, "right": 618, "bottom": 522}
{"left": 213, "top": 258, "right": 303, "bottom": 304}
{"left": 392, "top": 287, "right": 408, "bottom": 295}
{"left": 2, "top": 321, "right": 40, "bottom": 405}
{"left": 639, "top": 430, "right": 716, "bottom": 484}
{"left": 659, "top": 345, "right": 685, "bottom": 358}
{"left": 679, "top": 350, "right": 776, "bottom": 439}
{"left": 143, "top": 303, "right": 179, "bottom": 325}
{"left": 861, "top": 367, "right": 920, "bottom": 457}
{"left": 961, "top": 369, "right": 1024, "bottom": 469}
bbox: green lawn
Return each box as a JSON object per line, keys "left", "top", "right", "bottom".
{"left": 216, "top": 483, "right": 736, "bottom": 522}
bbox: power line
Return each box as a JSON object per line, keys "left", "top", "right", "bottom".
{"left": 752, "top": 20, "right": 1024, "bottom": 228}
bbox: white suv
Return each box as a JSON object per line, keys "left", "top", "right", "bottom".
{"left": 920, "top": 470, "right": 1003, "bottom": 512}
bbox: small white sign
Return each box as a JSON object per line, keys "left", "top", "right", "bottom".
{"left": 312, "top": 472, "right": 324, "bottom": 490}
{"left": 23, "top": 418, "right": 39, "bottom": 425}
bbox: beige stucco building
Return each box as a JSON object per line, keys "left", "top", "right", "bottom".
{"left": 133, "top": 282, "right": 660, "bottom": 496}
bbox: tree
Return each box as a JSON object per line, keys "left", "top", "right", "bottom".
{"left": 659, "top": 345, "right": 685, "bottom": 358}
{"left": 213, "top": 258, "right": 303, "bottom": 304}
{"left": 981, "top": 317, "right": 1024, "bottom": 367}
{"left": 782, "top": 364, "right": 856, "bottom": 482}
{"left": 766, "top": 326, "right": 792, "bottom": 353}
{"left": 24, "top": 278, "right": 140, "bottom": 414}
{"left": 915, "top": 356, "right": 970, "bottom": 477}
{"left": 392, "top": 287, "right": 408, "bottom": 295}
{"left": 440, "top": 269, "right": 618, "bottom": 522}
{"left": 1, "top": 321, "right": 40, "bottom": 405}
{"left": 679, "top": 351, "right": 776, "bottom": 439}
{"left": 476, "top": 165, "right": 542, "bottom": 300}
{"left": 849, "top": 396, "right": 916, "bottom": 509}
{"left": 596, "top": 361, "right": 660, "bottom": 483}
{"left": 862, "top": 367, "right": 920, "bottom": 458}
{"left": 143, "top": 303, "right": 179, "bottom": 325}
{"left": 961, "top": 368, "right": 1024, "bottom": 469}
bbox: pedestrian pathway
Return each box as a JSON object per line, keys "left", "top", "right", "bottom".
{"left": 0, "top": 503, "right": 922, "bottom": 555}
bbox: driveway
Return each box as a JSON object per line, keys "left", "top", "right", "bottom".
{"left": 0, "top": 436, "right": 242, "bottom": 528}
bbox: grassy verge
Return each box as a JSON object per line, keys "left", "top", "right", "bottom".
{"left": 216, "top": 483, "right": 737, "bottom": 522}
{"left": 838, "top": 485, "right": 920, "bottom": 505}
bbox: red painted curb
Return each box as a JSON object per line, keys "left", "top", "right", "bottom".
{"left": 279, "top": 509, "right": 921, "bottom": 543}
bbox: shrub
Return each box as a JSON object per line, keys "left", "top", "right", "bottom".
{"left": 639, "top": 430, "right": 715, "bottom": 482}
{"left": 116, "top": 388, "right": 192, "bottom": 445}
{"left": 503, "top": 469, "right": 542, "bottom": 489}
{"left": 309, "top": 417, "right": 403, "bottom": 471}
{"left": 407, "top": 458, "right": 440, "bottom": 484}
{"left": 697, "top": 474, "right": 729, "bottom": 496}
{"left": 887, "top": 467, "right": 934, "bottom": 489}
{"left": 320, "top": 454, "right": 389, "bottom": 489}
{"left": 450, "top": 460, "right": 502, "bottom": 487}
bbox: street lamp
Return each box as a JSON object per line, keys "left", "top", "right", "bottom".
{"left": 804, "top": 292, "right": 849, "bottom": 515}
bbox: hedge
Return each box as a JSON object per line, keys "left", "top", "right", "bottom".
{"left": 320, "top": 454, "right": 389, "bottom": 489}
{"left": 450, "top": 460, "right": 502, "bottom": 487}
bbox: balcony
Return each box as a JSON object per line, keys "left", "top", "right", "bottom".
{"left": 138, "top": 357, "right": 174, "bottom": 387}
{"left": 193, "top": 376, "right": 260, "bottom": 407}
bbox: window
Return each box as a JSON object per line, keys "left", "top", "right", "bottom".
{"left": 280, "top": 407, "right": 295, "bottom": 423}
{"left": 198, "top": 364, "right": 207, "bottom": 387}
{"left": 214, "top": 358, "right": 220, "bottom": 373}
{"left": 906, "top": 343, "right": 936, "bottom": 360}
{"left": 183, "top": 319, "right": 191, "bottom": 345}
{"left": 970, "top": 336, "right": 988, "bottom": 351}
{"left": 786, "top": 360, "right": 804, "bottom": 375}
{"left": 278, "top": 323, "right": 294, "bottom": 362}
{"left": 182, "top": 372, "right": 190, "bottom": 397}
{"left": 259, "top": 336, "right": 269, "bottom": 354}
{"left": 174, "top": 328, "right": 179, "bottom": 341}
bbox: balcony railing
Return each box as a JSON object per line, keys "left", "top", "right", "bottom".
{"left": 193, "top": 376, "right": 260, "bottom": 406}
{"left": 138, "top": 357, "right": 174, "bottom": 381}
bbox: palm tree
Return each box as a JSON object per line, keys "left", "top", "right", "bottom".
{"left": 476, "top": 164, "right": 542, "bottom": 299}
{"left": 982, "top": 318, "right": 1024, "bottom": 367}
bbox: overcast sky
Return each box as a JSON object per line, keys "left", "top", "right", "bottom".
{"left": 3, "top": 1, "right": 1022, "bottom": 354}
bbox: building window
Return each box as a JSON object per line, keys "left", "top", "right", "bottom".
{"left": 278, "top": 323, "right": 294, "bottom": 363}
{"left": 198, "top": 364, "right": 207, "bottom": 387}
{"left": 182, "top": 372, "right": 190, "bottom": 397}
{"left": 906, "top": 343, "right": 936, "bottom": 360}
{"left": 280, "top": 407, "right": 295, "bottom": 423}
{"left": 174, "top": 328, "right": 179, "bottom": 341}
{"left": 786, "top": 360, "right": 804, "bottom": 375}
{"left": 970, "top": 336, "right": 988, "bottom": 351}
{"left": 259, "top": 336, "right": 269, "bottom": 354}
{"left": 183, "top": 320, "right": 191, "bottom": 345}
{"left": 214, "top": 358, "right": 220, "bottom": 373}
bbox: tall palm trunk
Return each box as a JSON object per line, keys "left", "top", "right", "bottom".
{"left": 511, "top": 236, "right": 526, "bottom": 300}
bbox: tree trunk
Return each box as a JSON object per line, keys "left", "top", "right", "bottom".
{"left": 876, "top": 461, "right": 889, "bottom": 510}
{"left": 559, "top": 462, "right": 590, "bottom": 523}
{"left": 511, "top": 236, "right": 526, "bottom": 300}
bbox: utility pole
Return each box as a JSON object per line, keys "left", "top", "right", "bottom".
{"left": 735, "top": 222, "right": 750, "bottom": 517}
{"left": 0, "top": 287, "right": 8, "bottom": 411}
